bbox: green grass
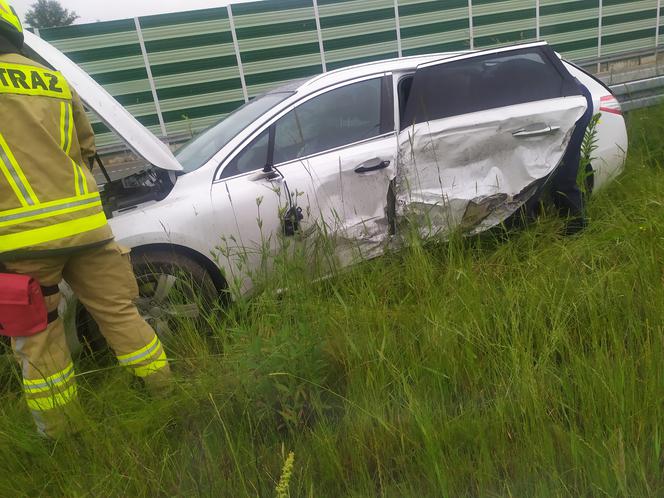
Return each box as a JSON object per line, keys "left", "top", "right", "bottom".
{"left": 1, "top": 105, "right": 663, "bottom": 497}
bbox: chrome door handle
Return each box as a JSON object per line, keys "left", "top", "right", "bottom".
{"left": 512, "top": 125, "right": 560, "bottom": 138}
{"left": 354, "top": 158, "right": 391, "bottom": 174}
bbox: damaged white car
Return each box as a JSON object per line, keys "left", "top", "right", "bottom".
{"left": 25, "top": 33, "right": 627, "bottom": 337}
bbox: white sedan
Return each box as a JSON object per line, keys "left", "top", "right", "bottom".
{"left": 26, "top": 34, "right": 627, "bottom": 338}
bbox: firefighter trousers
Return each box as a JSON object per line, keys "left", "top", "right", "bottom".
{"left": 3, "top": 241, "right": 171, "bottom": 437}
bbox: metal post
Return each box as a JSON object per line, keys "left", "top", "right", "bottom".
{"left": 228, "top": 5, "right": 249, "bottom": 103}
{"left": 393, "top": 0, "right": 403, "bottom": 57}
{"left": 312, "top": 0, "right": 327, "bottom": 72}
{"left": 468, "top": 0, "right": 474, "bottom": 50}
{"left": 656, "top": 0, "right": 661, "bottom": 54}
{"left": 535, "top": 0, "right": 540, "bottom": 41}
{"left": 597, "top": 0, "right": 603, "bottom": 73}
{"left": 33, "top": 27, "right": 40, "bottom": 37}
{"left": 134, "top": 17, "right": 168, "bottom": 140}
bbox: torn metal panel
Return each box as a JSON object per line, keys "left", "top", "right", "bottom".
{"left": 396, "top": 97, "right": 588, "bottom": 237}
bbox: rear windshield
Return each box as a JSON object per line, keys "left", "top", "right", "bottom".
{"left": 175, "top": 92, "right": 293, "bottom": 173}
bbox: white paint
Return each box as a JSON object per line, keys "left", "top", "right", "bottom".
{"left": 227, "top": 4, "right": 249, "bottom": 103}
{"left": 134, "top": 17, "right": 168, "bottom": 140}
{"left": 564, "top": 61, "right": 629, "bottom": 189}
{"left": 312, "top": 0, "right": 327, "bottom": 72}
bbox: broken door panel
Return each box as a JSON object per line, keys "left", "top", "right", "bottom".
{"left": 396, "top": 43, "right": 588, "bottom": 237}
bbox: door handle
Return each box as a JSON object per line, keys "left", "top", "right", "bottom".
{"left": 512, "top": 125, "right": 560, "bottom": 138}
{"left": 354, "top": 159, "right": 391, "bottom": 174}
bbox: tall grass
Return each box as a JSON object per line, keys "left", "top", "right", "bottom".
{"left": 1, "top": 106, "right": 663, "bottom": 497}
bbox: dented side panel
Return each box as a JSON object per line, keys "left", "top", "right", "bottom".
{"left": 283, "top": 134, "right": 398, "bottom": 267}
{"left": 396, "top": 97, "right": 588, "bottom": 237}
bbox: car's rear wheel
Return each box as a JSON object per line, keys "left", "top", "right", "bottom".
{"left": 76, "top": 250, "right": 219, "bottom": 357}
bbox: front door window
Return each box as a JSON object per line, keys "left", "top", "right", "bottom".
{"left": 273, "top": 78, "right": 385, "bottom": 165}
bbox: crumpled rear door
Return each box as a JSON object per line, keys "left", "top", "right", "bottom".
{"left": 396, "top": 42, "right": 588, "bottom": 237}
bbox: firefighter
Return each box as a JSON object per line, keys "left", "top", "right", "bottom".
{"left": 0, "top": 1, "right": 171, "bottom": 438}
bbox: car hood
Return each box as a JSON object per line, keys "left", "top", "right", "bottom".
{"left": 23, "top": 31, "right": 182, "bottom": 172}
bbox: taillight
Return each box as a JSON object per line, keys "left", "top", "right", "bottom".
{"left": 599, "top": 94, "right": 622, "bottom": 115}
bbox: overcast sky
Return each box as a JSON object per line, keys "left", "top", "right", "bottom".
{"left": 12, "top": 0, "right": 259, "bottom": 24}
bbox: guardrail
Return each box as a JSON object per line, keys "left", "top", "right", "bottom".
{"left": 608, "top": 74, "right": 664, "bottom": 112}
{"left": 97, "top": 131, "right": 192, "bottom": 156}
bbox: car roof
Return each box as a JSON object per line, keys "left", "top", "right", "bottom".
{"left": 286, "top": 41, "right": 558, "bottom": 97}
{"left": 293, "top": 52, "right": 465, "bottom": 95}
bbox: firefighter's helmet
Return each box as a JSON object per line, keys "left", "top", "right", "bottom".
{"left": 0, "top": 1, "right": 23, "bottom": 48}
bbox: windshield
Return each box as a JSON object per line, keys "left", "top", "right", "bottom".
{"left": 175, "top": 92, "right": 293, "bottom": 173}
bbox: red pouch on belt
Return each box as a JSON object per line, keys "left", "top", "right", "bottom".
{"left": 0, "top": 273, "right": 48, "bottom": 337}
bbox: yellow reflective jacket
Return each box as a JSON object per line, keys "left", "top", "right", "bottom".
{"left": 0, "top": 52, "right": 112, "bottom": 260}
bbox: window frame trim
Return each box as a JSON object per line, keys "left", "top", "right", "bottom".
{"left": 214, "top": 72, "right": 393, "bottom": 183}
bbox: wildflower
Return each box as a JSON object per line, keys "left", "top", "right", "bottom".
{"left": 276, "top": 451, "right": 295, "bottom": 498}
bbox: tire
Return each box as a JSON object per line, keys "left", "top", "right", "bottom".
{"left": 76, "top": 249, "right": 219, "bottom": 356}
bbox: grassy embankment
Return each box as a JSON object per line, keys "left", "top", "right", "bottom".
{"left": 0, "top": 106, "right": 663, "bottom": 497}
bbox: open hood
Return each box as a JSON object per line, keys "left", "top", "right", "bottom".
{"left": 23, "top": 31, "right": 182, "bottom": 172}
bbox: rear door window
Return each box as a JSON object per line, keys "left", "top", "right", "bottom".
{"left": 402, "top": 45, "right": 581, "bottom": 129}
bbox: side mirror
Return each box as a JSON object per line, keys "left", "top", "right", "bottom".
{"left": 250, "top": 169, "right": 281, "bottom": 182}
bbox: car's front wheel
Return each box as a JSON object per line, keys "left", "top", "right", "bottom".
{"left": 76, "top": 249, "right": 219, "bottom": 356}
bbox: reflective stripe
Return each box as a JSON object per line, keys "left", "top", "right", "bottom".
{"left": 117, "top": 336, "right": 169, "bottom": 378}
{"left": 0, "top": 195, "right": 101, "bottom": 227}
{"left": 60, "top": 102, "right": 88, "bottom": 196}
{"left": 0, "top": 192, "right": 99, "bottom": 219}
{"left": 65, "top": 103, "right": 73, "bottom": 154}
{"left": 132, "top": 350, "right": 169, "bottom": 378}
{"left": 23, "top": 363, "right": 74, "bottom": 393}
{"left": 0, "top": 147, "right": 26, "bottom": 205}
{"left": 71, "top": 159, "right": 82, "bottom": 196}
{"left": 59, "top": 101, "right": 72, "bottom": 153}
{"left": 0, "top": 62, "right": 71, "bottom": 100}
{"left": 74, "top": 160, "right": 88, "bottom": 195}
{"left": 0, "top": 134, "right": 38, "bottom": 207}
{"left": 26, "top": 385, "right": 78, "bottom": 411}
{"left": 117, "top": 335, "right": 160, "bottom": 366}
{"left": 0, "top": 211, "right": 107, "bottom": 252}
{"left": 80, "top": 165, "right": 89, "bottom": 194}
